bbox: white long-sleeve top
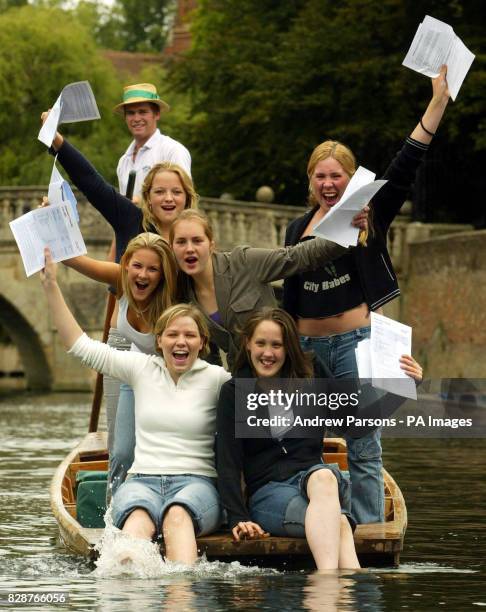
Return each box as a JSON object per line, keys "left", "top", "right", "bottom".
{"left": 69, "top": 334, "right": 231, "bottom": 477}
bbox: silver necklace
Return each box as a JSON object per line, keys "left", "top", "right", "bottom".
{"left": 134, "top": 304, "right": 150, "bottom": 319}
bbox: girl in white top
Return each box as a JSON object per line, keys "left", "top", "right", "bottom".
{"left": 64, "top": 232, "right": 178, "bottom": 494}
{"left": 41, "top": 249, "right": 230, "bottom": 565}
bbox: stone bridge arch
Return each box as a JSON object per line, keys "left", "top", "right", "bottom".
{"left": 0, "top": 294, "right": 52, "bottom": 390}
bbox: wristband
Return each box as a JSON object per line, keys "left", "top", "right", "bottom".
{"left": 420, "top": 118, "right": 435, "bottom": 137}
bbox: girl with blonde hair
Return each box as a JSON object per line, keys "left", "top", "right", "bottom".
{"left": 41, "top": 253, "right": 230, "bottom": 566}
{"left": 283, "top": 67, "right": 450, "bottom": 525}
{"left": 169, "top": 208, "right": 367, "bottom": 366}
{"left": 63, "top": 232, "right": 178, "bottom": 495}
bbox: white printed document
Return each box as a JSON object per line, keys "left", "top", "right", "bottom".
{"left": 355, "top": 338, "right": 372, "bottom": 379}
{"left": 9, "top": 203, "right": 86, "bottom": 277}
{"left": 48, "top": 160, "right": 79, "bottom": 222}
{"left": 355, "top": 315, "right": 417, "bottom": 399}
{"left": 402, "top": 15, "right": 475, "bottom": 101}
{"left": 312, "top": 166, "right": 387, "bottom": 247}
{"left": 370, "top": 312, "right": 416, "bottom": 400}
{"left": 38, "top": 81, "right": 100, "bottom": 147}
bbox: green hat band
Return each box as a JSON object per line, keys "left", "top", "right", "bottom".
{"left": 123, "top": 89, "right": 160, "bottom": 102}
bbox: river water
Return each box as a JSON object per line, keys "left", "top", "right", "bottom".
{"left": 0, "top": 392, "right": 485, "bottom": 611}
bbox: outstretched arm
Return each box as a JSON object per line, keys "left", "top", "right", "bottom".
{"left": 373, "top": 65, "right": 451, "bottom": 231}
{"left": 40, "top": 248, "right": 83, "bottom": 350}
{"left": 63, "top": 255, "right": 120, "bottom": 286}
{"left": 40, "top": 111, "right": 143, "bottom": 258}
{"left": 410, "top": 65, "right": 450, "bottom": 144}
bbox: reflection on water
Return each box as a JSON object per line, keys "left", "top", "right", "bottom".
{"left": 0, "top": 393, "right": 485, "bottom": 611}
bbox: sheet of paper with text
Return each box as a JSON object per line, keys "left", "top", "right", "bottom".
{"left": 38, "top": 81, "right": 100, "bottom": 146}
{"left": 9, "top": 203, "right": 86, "bottom": 277}
{"left": 402, "top": 15, "right": 475, "bottom": 100}
{"left": 370, "top": 312, "right": 417, "bottom": 400}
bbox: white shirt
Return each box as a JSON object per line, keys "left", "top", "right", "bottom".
{"left": 69, "top": 334, "right": 230, "bottom": 477}
{"left": 117, "top": 128, "right": 191, "bottom": 198}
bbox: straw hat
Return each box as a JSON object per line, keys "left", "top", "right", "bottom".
{"left": 113, "top": 83, "right": 170, "bottom": 114}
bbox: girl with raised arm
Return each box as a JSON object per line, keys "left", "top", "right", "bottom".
{"left": 283, "top": 66, "right": 450, "bottom": 524}
{"left": 40, "top": 115, "right": 197, "bottom": 251}
{"left": 169, "top": 209, "right": 367, "bottom": 367}
{"left": 40, "top": 250, "right": 230, "bottom": 566}
{"left": 64, "top": 232, "right": 177, "bottom": 496}
{"left": 39, "top": 114, "right": 198, "bottom": 458}
{"left": 216, "top": 308, "right": 422, "bottom": 570}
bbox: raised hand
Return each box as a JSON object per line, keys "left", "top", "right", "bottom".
{"left": 40, "top": 247, "right": 57, "bottom": 289}
{"left": 40, "top": 109, "right": 64, "bottom": 150}
{"left": 352, "top": 205, "right": 369, "bottom": 231}
{"left": 431, "top": 64, "right": 450, "bottom": 103}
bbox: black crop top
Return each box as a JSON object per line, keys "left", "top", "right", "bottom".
{"left": 296, "top": 237, "right": 365, "bottom": 318}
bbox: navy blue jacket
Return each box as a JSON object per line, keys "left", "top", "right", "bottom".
{"left": 283, "top": 138, "right": 429, "bottom": 315}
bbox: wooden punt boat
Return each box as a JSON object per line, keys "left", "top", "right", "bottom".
{"left": 51, "top": 432, "right": 406, "bottom": 568}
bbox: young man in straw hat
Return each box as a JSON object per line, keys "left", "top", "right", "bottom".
{"left": 115, "top": 83, "right": 191, "bottom": 200}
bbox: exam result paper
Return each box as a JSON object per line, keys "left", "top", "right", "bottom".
{"left": 312, "top": 166, "right": 387, "bottom": 247}
{"left": 9, "top": 204, "right": 86, "bottom": 277}
{"left": 38, "top": 81, "right": 100, "bottom": 147}
{"left": 370, "top": 312, "right": 417, "bottom": 400}
{"left": 402, "top": 15, "right": 475, "bottom": 101}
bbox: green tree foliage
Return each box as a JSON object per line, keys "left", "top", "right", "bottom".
{"left": 72, "top": 1, "right": 127, "bottom": 51}
{"left": 71, "top": 0, "right": 176, "bottom": 53}
{"left": 117, "top": 0, "right": 176, "bottom": 52}
{"left": 171, "top": 0, "right": 485, "bottom": 223}
{"left": 0, "top": 0, "right": 27, "bottom": 10}
{"left": 0, "top": 5, "right": 129, "bottom": 186}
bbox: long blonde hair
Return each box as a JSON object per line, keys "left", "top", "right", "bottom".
{"left": 307, "top": 140, "right": 368, "bottom": 245}
{"left": 118, "top": 232, "right": 178, "bottom": 329}
{"left": 141, "top": 162, "right": 198, "bottom": 233}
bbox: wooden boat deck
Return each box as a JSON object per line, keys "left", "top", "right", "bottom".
{"left": 51, "top": 432, "right": 406, "bottom": 567}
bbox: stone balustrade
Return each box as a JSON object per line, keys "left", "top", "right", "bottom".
{"left": 0, "top": 187, "right": 473, "bottom": 277}
{"left": 0, "top": 186, "right": 477, "bottom": 388}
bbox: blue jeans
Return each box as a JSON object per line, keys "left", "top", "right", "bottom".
{"left": 104, "top": 328, "right": 130, "bottom": 457}
{"left": 112, "top": 474, "right": 222, "bottom": 536}
{"left": 109, "top": 383, "right": 136, "bottom": 498}
{"left": 249, "top": 463, "right": 354, "bottom": 537}
{"left": 300, "top": 327, "right": 384, "bottom": 524}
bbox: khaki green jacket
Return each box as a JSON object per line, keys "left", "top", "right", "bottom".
{"left": 184, "top": 239, "right": 346, "bottom": 366}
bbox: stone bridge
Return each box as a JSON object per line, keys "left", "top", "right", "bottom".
{"left": 0, "top": 187, "right": 473, "bottom": 390}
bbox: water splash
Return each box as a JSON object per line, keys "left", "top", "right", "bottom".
{"left": 93, "top": 507, "right": 279, "bottom": 579}
{"left": 93, "top": 531, "right": 166, "bottom": 578}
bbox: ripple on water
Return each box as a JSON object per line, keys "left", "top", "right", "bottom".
{"left": 373, "top": 562, "right": 478, "bottom": 574}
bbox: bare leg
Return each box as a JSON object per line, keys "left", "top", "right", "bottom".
{"left": 162, "top": 504, "right": 197, "bottom": 565}
{"left": 122, "top": 508, "right": 156, "bottom": 540}
{"left": 305, "top": 470, "right": 341, "bottom": 569}
{"left": 338, "top": 515, "right": 360, "bottom": 569}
